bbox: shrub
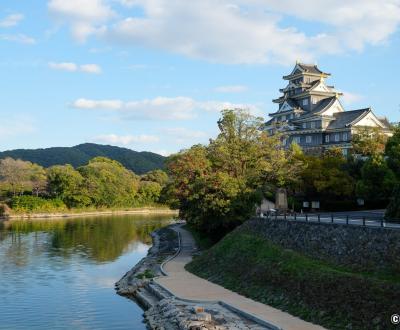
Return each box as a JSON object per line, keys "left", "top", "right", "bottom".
{"left": 11, "top": 196, "right": 67, "bottom": 213}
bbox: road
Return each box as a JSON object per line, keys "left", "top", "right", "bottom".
{"left": 265, "top": 209, "right": 400, "bottom": 229}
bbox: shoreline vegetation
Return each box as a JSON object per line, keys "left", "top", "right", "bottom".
{"left": 1, "top": 206, "right": 178, "bottom": 221}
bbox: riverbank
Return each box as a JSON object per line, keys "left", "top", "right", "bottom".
{"left": 0, "top": 207, "right": 178, "bottom": 221}
{"left": 186, "top": 218, "right": 400, "bottom": 330}
{"left": 117, "top": 224, "right": 285, "bottom": 330}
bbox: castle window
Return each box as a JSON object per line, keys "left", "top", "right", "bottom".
{"left": 306, "top": 136, "right": 312, "bottom": 143}
{"left": 342, "top": 149, "right": 348, "bottom": 156}
{"left": 325, "top": 135, "right": 330, "bottom": 143}
{"left": 312, "top": 97, "right": 318, "bottom": 104}
{"left": 310, "top": 121, "right": 316, "bottom": 129}
{"left": 302, "top": 123, "right": 307, "bottom": 129}
{"left": 343, "top": 132, "right": 348, "bottom": 140}
{"left": 335, "top": 133, "right": 340, "bottom": 142}
{"left": 293, "top": 136, "right": 301, "bottom": 144}
{"left": 302, "top": 99, "right": 309, "bottom": 106}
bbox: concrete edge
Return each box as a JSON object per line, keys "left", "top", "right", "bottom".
{"left": 155, "top": 224, "right": 283, "bottom": 330}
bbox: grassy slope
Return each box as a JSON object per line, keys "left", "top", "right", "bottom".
{"left": 186, "top": 229, "right": 400, "bottom": 330}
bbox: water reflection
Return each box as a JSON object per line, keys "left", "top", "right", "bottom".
{"left": 0, "top": 214, "right": 171, "bottom": 330}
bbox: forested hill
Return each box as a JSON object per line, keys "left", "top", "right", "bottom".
{"left": 0, "top": 143, "right": 165, "bottom": 174}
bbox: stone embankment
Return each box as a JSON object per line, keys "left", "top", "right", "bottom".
{"left": 116, "top": 224, "right": 272, "bottom": 330}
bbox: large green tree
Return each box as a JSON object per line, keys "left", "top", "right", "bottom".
{"left": 47, "top": 164, "right": 90, "bottom": 208}
{"left": 385, "top": 124, "right": 400, "bottom": 177}
{"left": 78, "top": 157, "right": 139, "bottom": 207}
{"left": 166, "top": 109, "right": 303, "bottom": 237}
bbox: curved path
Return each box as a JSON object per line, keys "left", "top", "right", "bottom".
{"left": 155, "top": 225, "right": 326, "bottom": 330}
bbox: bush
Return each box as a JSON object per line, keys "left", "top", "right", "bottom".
{"left": 11, "top": 196, "right": 67, "bottom": 213}
{"left": 386, "top": 185, "right": 400, "bottom": 221}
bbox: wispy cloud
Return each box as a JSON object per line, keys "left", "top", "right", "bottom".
{"left": 0, "top": 14, "right": 24, "bottom": 28}
{"left": 0, "top": 115, "right": 36, "bottom": 138}
{"left": 340, "top": 91, "right": 364, "bottom": 105}
{"left": 0, "top": 33, "right": 35, "bottom": 45}
{"left": 93, "top": 133, "right": 160, "bottom": 145}
{"left": 48, "top": 62, "right": 102, "bottom": 74}
{"left": 49, "top": 0, "right": 400, "bottom": 64}
{"left": 71, "top": 96, "right": 261, "bottom": 120}
{"left": 214, "top": 85, "right": 248, "bottom": 93}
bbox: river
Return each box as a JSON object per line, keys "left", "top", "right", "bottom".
{"left": 0, "top": 214, "right": 172, "bottom": 330}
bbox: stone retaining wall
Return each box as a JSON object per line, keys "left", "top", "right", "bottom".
{"left": 242, "top": 218, "right": 400, "bottom": 273}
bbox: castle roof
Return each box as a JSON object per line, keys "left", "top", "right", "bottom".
{"left": 326, "top": 108, "right": 371, "bottom": 129}
{"left": 292, "top": 97, "right": 337, "bottom": 120}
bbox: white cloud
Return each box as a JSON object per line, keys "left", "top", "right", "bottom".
{"left": 214, "top": 85, "right": 248, "bottom": 93}
{"left": 0, "top": 33, "right": 35, "bottom": 45}
{"left": 164, "top": 127, "right": 207, "bottom": 139}
{"left": 340, "top": 91, "right": 364, "bottom": 105}
{"left": 93, "top": 133, "right": 160, "bottom": 145}
{"left": 80, "top": 64, "right": 102, "bottom": 74}
{"left": 48, "top": 62, "right": 102, "bottom": 74}
{"left": 48, "top": 0, "right": 115, "bottom": 42}
{"left": 0, "top": 115, "right": 36, "bottom": 138}
{"left": 72, "top": 96, "right": 261, "bottom": 120}
{"left": 49, "top": 62, "right": 77, "bottom": 71}
{"left": 0, "top": 14, "right": 24, "bottom": 28}
{"left": 72, "top": 98, "right": 123, "bottom": 110}
{"left": 46, "top": 0, "right": 399, "bottom": 64}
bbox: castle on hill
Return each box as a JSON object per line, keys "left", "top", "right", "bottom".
{"left": 264, "top": 62, "right": 391, "bottom": 155}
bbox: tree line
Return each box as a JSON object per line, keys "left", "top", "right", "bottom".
{"left": 0, "top": 156, "right": 169, "bottom": 213}
{"left": 164, "top": 109, "right": 400, "bottom": 238}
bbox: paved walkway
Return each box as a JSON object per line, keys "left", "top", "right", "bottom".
{"left": 155, "top": 225, "right": 326, "bottom": 330}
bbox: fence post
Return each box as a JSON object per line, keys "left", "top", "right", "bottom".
{"left": 284, "top": 213, "right": 287, "bottom": 220}
{"left": 318, "top": 214, "right": 320, "bottom": 223}
{"left": 331, "top": 214, "right": 334, "bottom": 223}
{"left": 306, "top": 213, "right": 308, "bottom": 222}
{"left": 363, "top": 216, "right": 366, "bottom": 226}
{"left": 381, "top": 218, "right": 384, "bottom": 227}
{"left": 294, "top": 213, "right": 297, "bottom": 221}
{"left": 346, "top": 215, "right": 349, "bottom": 225}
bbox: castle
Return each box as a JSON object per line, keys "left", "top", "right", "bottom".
{"left": 265, "top": 63, "right": 391, "bottom": 155}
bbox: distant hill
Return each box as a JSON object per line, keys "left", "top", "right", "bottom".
{"left": 0, "top": 143, "right": 166, "bottom": 175}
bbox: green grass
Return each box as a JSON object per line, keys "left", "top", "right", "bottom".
{"left": 186, "top": 230, "right": 400, "bottom": 330}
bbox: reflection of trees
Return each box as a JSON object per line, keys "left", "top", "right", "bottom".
{"left": 2, "top": 215, "right": 171, "bottom": 263}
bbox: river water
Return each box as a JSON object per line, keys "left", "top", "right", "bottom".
{"left": 0, "top": 214, "right": 172, "bottom": 330}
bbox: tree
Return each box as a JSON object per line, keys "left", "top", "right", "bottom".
{"left": 29, "top": 163, "right": 47, "bottom": 197}
{"left": 141, "top": 169, "right": 169, "bottom": 186}
{"left": 385, "top": 124, "right": 400, "bottom": 177}
{"left": 137, "top": 181, "right": 162, "bottom": 204}
{"left": 0, "top": 158, "right": 32, "bottom": 196}
{"left": 78, "top": 157, "right": 139, "bottom": 207}
{"left": 47, "top": 165, "right": 90, "bottom": 208}
{"left": 352, "top": 127, "right": 388, "bottom": 157}
{"left": 297, "top": 148, "right": 355, "bottom": 201}
{"left": 166, "top": 109, "right": 304, "bottom": 238}
{"left": 385, "top": 185, "right": 400, "bottom": 220}
{"left": 356, "top": 156, "right": 397, "bottom": 203}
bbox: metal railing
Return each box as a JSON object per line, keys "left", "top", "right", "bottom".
{"left": 259, "top": 212, "right": 400, "bottom": 230}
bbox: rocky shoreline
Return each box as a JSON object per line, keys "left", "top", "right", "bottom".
{"left": 115, "top": 224, "right": 272, "bottom": 330}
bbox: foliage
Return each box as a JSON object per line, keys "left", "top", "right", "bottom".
{"left": 296, "top": 148, "right": 355, "bottom": 199}
{"left": 166, "top": 109, "right": 304, "bottom": 237}
{"left": 385, "top": 124, "right": 400, "bottom": 177}
{"left": 77, "top": 157, "right": 140, "bottom": 207}
{"left": 385, "top": 185, "right": 400, "bottom": 220}
{"left": 137, "top": 181, "right": 162, "bottom": 205}
{"left": 355, "top": 156, "right": 397, "bottom": 202}
{"left": 0, "top": 143, "right": 165, "bottom": 175}
{"left": 141, "top": 169, "right": 169, "bottom": 186}
{"left": 351, "top": 127, "right": 388, "bottom": 157}
{"left": 11, "top": 196, "right": 67, "bottom": 213}
{"left": 187, "top": 230, "right": 399, "bottom": 330}
{"left": 47, "top": 165, "right": 90, "bottom": 208}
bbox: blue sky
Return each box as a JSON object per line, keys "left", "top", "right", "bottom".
{"left": 1, "top": 0, "right": 400, "bottom": 155}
